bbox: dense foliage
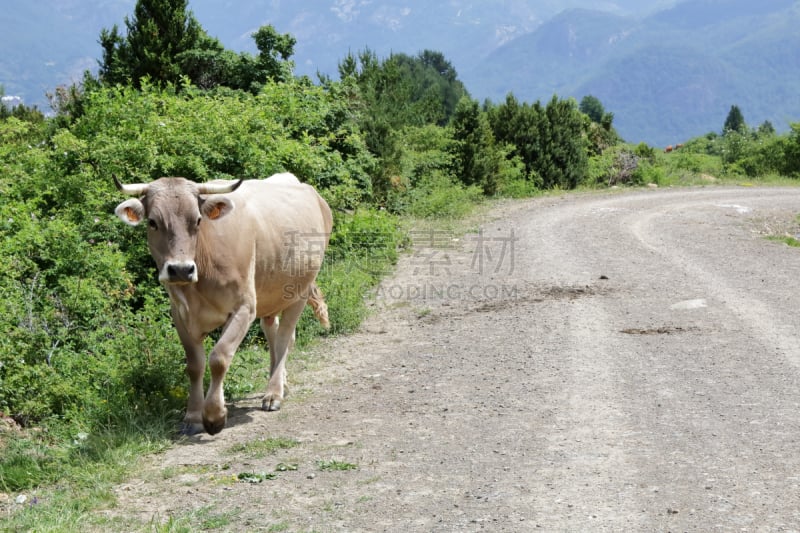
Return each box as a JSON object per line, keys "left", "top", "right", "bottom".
{"left": 1, "top": 0, "right": 799, "bottom": 520}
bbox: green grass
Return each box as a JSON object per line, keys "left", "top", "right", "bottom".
{"left": 0, "top": 413, "right": 178, "bottom": 531}
{"left": 767, "top": 235, "right": 800, "bottom": 247}
{"left": 236, "top": 471, "right": 277, "bottom": 483}
{"left": 225, "top": 436, "right": 300, "bottom": 459}
{"left": 416, "top": 307, "right": 432, "bottom": 318}
{"left": 149, "top": 506, "right": 241, "bottom": 532}
{"left": 316, "top": 459, "right": 358, "bottom": 471}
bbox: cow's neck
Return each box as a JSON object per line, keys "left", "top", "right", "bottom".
{"left": 167, "top": 284, "right": 193, "bottom": 327}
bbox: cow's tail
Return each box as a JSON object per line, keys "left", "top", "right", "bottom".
{"left": 307, "top": 282, "right": 330, "bottom": 330}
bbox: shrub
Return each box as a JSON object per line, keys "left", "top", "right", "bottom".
{"left": 633, "top": 161, "right": 666, "bottom": 185}
{"left": 0, "top": 78, "right": 397, "bottom": 498}
{"left": 406, "top": 173, "right": 484, "bottom": 218}
{"left": 587, "top": 145, "right": 649, "bottom": 187}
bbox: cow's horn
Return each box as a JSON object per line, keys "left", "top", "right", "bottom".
{"left": 197, "top": 179, "right": 244, "bottom": 195}
{"left": 113, "top": 175, "right": 149, "bottom": 196}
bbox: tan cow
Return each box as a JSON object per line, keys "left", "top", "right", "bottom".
{"left": 114, "top": 173, "right": 332, "bottom": 435}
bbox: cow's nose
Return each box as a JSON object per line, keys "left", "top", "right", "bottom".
{"left": 165, "top": 262, "right": 197, "bottom": 283}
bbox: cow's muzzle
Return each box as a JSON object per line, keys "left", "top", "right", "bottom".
{"left": 161, "top": 261, "right": 198, "bottom": 284}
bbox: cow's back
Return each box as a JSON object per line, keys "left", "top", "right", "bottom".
{"left": 196, "top": 178, "right": 332, "bottom": 318}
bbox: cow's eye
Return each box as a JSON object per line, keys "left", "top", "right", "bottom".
{"left": 148, "top": 219, "right": 158, "bottom": 231}
{"left": 196, "top": 216, "right": 202, "bottom": 228}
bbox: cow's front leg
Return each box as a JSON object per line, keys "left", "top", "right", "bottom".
{"left": 261, "top": 299, "right": 305, "bottom": 411}
{"left": 174, "top": 319, "right": 206, "bottom": 436}
{"left": 203, "top": 305, "right": 255, "bottom": 435}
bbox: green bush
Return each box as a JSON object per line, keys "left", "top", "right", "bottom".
{"left": 678, "top": 124, "right": 800, "bottom": 179}
{"left": 633, "top": 161, "right": 666, "bottom": 185}
{"left": 406, "top": 173, "right": 484, "bottom": 218}
{"left": 587, "top": 145, "right": 648, "bottom": 187}
{"left": 497, "top": 171, "right": 539, "bottom": 198}
{"left": 587, "top": 149, "right": 616, "bottom": 186}
{"left": 0, "top": 78, "right": 392, "bottom": 498}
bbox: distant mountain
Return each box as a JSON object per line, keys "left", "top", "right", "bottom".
{"left": 4, "top": 1, "right": 798, "bottom": 147}
{"left": 466, "top": 0, "right": 800, "bottom": 146}
{"left": 190, "top": 0, "right": 674, "bottom": 82}
{"left": 0, "top": 1, "right": 131, "bottom": 108}
{"left": 0, "top": 0, "right": 674, "bottom": 112}
{"left": 462, "top": 9, "right": 638, "bottom": 102}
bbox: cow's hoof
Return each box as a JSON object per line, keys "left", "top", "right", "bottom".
{"left": 261, "top": 396, "right": 282, "bottom": 412}
{"left": 202, "top": 416, "right": 226, "bottom": 435}
{"left": 179, "top": 421, "right": 205, "bottom": 436}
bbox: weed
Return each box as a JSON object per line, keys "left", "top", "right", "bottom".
{"left": 197, "top": 507, "right": 238, "bottom": 529}
{"left": 767, "top": 235, "right": 800, "bottom": 247}
{"left": 225, "top": 437, "right": 299, "bottom": 459}
{"left": 149, "top": 506, "right": 240, "bottom": 532}
{"left": 160, "top": 463, "right": 222, "bottom": 480}
{"left": 317, "top": 459, "right": 358, "bottom": 471}
{"left": 237, "top": 471, "right": 277, "bottom": 483}
{"left": 150, "top": 514, "right": 193, "bottom": 533}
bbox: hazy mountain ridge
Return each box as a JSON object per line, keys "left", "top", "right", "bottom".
{"left": 0, "top": 1, "right": 130, "bottom": 107}
{"left": 467, "top": 0, "right": 800, "bottom": 145}
{"left": 0, "top": 0, "right": 669, "bottom": 107}
{"left": 2, "top": 0, "right": 797, "bottom": 146}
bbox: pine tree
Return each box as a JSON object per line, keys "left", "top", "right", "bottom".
{"left": 757, "top": 120, "right": 776, "bottom": 137}
{"left": 723, "top": 105, "right": 746, "bottom": 134}
{"left": 99, "top": 0, "right": 203, "bottom": 88}
{"left": 487, "top": 94, "right": 588, "bottom": 189}
{"left": 542, "top": 96, "right": 588, "bottom": 188}
{"left": 487, "top": 94, "right": 539, "bottom": 176}
{"left": 579, "top": 95, "right": 605, "bottom": 123}
{"left": 98, "top": 1, "right": 295, "bottom": 91}
{"left": 450, "top": 97, "right": 484, "bottom": 187}
{"left": 450, "top": 96, "right": 514, "bottom": 195}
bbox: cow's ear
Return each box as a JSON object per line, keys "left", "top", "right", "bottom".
{"left": 201, "top": 197, "right": 234, "bottom": 221}
{"left": 115, "top": 199, "right": 145, "bottom": 226}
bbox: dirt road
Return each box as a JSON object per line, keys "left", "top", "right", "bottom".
{"left": 112, "top": 186, "right": 800, "bottom": 532}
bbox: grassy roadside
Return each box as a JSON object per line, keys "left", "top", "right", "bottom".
{"left": 0, "top": 197, "right": 411, "bottom": 531}
{"left": 0, "top": 415, "right": 178, "bottom": 531}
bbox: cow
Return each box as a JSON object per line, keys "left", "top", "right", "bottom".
{"left": 664, "top": 145, "right": 674, "bottom": 153}
{"left": 113, "top": 173, "right": 333, "bottom": 435}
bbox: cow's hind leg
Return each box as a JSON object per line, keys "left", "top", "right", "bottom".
{"left": 261, "top": 299, "right": 305, "bottom": 411}
{"left": 260, "top": 315, "right": 284, "bottom": 396}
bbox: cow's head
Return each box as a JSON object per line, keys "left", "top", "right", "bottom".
{"left": 114, "top": 176, "right": 243, "bottom": 285}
